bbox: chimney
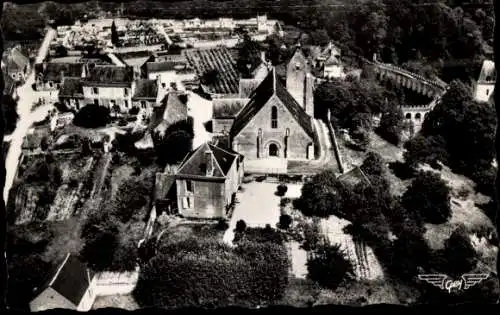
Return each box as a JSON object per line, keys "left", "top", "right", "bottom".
{"left": 205, "top": 149, "right": 214, "bottom": 176}
{"left": 60, "top": 70, "right": 65, "bottom": 83}
{"left": 42, "top": 61, "right": 47, "bottom": 72}
{"left": 156, "top": 75, "right": 162, "bottom": 89}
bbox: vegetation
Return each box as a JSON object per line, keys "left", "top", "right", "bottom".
{"left": 276, "top": 184, "right": 288, "bottom": 197}
{"left": 152, "top": 118, "right": 194, "bottom": 166}
{"left": 307, "top": 242, "right": 354, "bottom": 290}
{"left": 6, "top": 223, "right": 55, "bottom": 310}
{"left": 3, "top": 94, "right": 19, "bottom": 135}
{"left": 404, "top": 80, "right": 497, "bottom": 197}
{"left": 315, "top": 78, "right": 405, "bottom": 149}
{"left": 133, "top": 238, "right": 289, "bottom": 308}
{"left": 278, "top": 214, "right": 292, "bottom": 230}
{"left": 110, "top": 177, "right": 153, "bottom": 223}
{"left": 234, "top": 225, "right": 287, "bottom": 245}
{"left": 111, "top": 20, "right": 119, "bottom": 46}
{"left": 236, "top": 33, "right": 262, "bottom": 78}
{"left": 401, "top": 171, "right": 452, "bottom": 224}
{"left": 73, "top": 104, "right": 111, "bottom": 128}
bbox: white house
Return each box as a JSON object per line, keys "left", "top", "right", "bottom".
{"left": 81, "top": 64, "right": 136, "bottom": 113}
{"left": 30, "top": 254, "right": 96, "bottom": 312}
{"left": 473, "top": 59, "right": 495, "bottom": 103}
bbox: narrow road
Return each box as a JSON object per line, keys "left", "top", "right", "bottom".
{"left": 3, "top": 27, "right": 56, "bottom": 202}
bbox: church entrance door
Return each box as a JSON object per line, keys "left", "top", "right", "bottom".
{"left": 269, "top": 143, "right": 279, "bottom": 157}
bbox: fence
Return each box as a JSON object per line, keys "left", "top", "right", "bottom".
{"left": 325, "top": 112, "right": 345, "bottom": 174}
{"left": 92, "top": 267, "right": 140, "bottom": 297}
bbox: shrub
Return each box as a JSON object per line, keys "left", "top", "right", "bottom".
{"left": 307, "top": 243, "right": 354, "bottom": 290}
{"left": 237, "top": 226, "right": 286, "bottom": 245}
{"left": 235, "top": 220, "right": 247, "bottom": 233}
{"left": 278, "top": 214, "right": 292, "bottom": 230}
{"left": 129, "top": 107, "right": 140, "bottom": 115}
{"left": 276, "top": 184, "right": 288, "bottom": 196}
{"left": 215, "top": 219, "right": 229, "bottom": 231}
{"left": 73, "top": 104, "right": 110, "bottom": 128}
{"left": 401, "top": 171, "right": 451, "bottom": 224}
{"left": 442, "top": 228, "right": 478, "bottom": 277}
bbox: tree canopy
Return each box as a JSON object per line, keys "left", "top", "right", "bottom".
{"left": 307, "top": 242, "right": 354, "bottom": 290}
{"left": 401, "top": 171, "right": 452, "bottom": 224}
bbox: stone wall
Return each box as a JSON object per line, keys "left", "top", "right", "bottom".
{"left": 233, "top": 95, "right": 313, "bottom": 160}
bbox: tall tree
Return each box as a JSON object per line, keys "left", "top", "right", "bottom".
{"left": 111, "top": 20, "right": 119, "bottom": 46}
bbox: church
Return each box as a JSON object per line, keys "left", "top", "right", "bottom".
{"left": 229, "top": 49, "right": 317, "bottom": 164}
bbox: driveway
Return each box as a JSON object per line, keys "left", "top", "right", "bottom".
{"left": 223, "top": 182, "right": 282, "bottom": 244}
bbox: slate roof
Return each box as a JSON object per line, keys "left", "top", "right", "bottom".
{"left": 239, "top": 79, "right": 262, "bottom": 98}
{"left": 177, "top": 142, "right": 240, "bottom": 178}
{"left": 85, "top": 65, "right": 134, "bottom": 86}
{"left": 145, "top": 61, "right": 186, "bottom": 73}
{"left": 132, "top": 79, "right": 158, "bottom": 100}
{"left": 230, "top": 67, "right": 314, "bottom": 139}
{"left": 35, "top": 63, "right": 84, "bottom": 82}
{"left": 59, "top": 78, "right": 84, "bottom": 98}
{"left": 39, "top": 254, "right": 92, "bottom": 307}
{"left": 337, "top": 166, "right": 371, "bottom": 187}
{"left": 151, "top": 92, "right": 188, "bottom": 133}
{"left": 212, "top": 98, "right": 247, "bottom": 119}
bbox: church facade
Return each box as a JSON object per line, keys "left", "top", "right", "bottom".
{"left": 230, "top": 67, "right": 316, "bottom": 161}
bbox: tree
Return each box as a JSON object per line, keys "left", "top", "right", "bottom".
{"left": 111, "top": 21, "right": 119, "bottom": 46}
{"left": 112, "top": 177, "right": 152, "bottom": 223}
{"left": 294, "top": 170, "right": 347, "bottom": 218}
{"left": 278, "top": 214, "right": 292, "bottom": 230}
{"left": 442, "top": 227, "right": 478, "bottom": 277}
{"left": 376, "top": 105, "right": 404, "bottom": 145}
{"left": 80, "top": 215, "right": 120, "bottom": 271}
{"left": 236, "top": 34, "right": 261, "bottom": 78}
{"left": 3, "top": 94, "right": 19, "bottom": 135}
{"left": 360, "top": 151, "right": 386, "bottom": 179}
{"left": 401, "top": 171, "right": 452, "bottom": 224}
{"left": 235, "top": 220, "right": 247, "bottom": 233}
{"left": 153, "top": 119, "right": 194, "bottom": 166}
{"left": 73, "top": 104, "right": 111, "bottom": 128}
{"left": 307, "top": 242, "right": 354, "bottom": 290}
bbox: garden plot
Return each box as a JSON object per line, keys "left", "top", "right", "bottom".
{"left": 319, "top": 216, "right": 384, "bottom": 281}
{"left": 46, "top": 156, "right": 96, "bottom": 221}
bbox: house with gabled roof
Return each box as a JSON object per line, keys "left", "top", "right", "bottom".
{"left": 81, "top": 64, "right": 135, "bottom": 113}
{"left": 212, "top": 98, "right": 247, "bottom": 135}
{"left": 3, "top": 46, "right": 31, "bottom": 83}
{"left": 29, "top": 253, "right": 96, "bottom": 312}
{"left": 34, "top": 62, "right": 85, "bottom": 92}
{"left": 230, "top": 67, "right": 316, "bottom": 164}
{"left": 175, "top": 142, "right": 244, "bottom": 219}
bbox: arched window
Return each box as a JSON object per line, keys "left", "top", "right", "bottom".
{"left": 486, "top": 89, "right": 490, "bottom": 96}
{"left": 405, "top": 113, "right": 411, "bottom": 119}
{"left": 271, "top": 106, "right": 278, "bottom": 129}
{"left": 415, "top": 113, "right": 421, "bottom": 120}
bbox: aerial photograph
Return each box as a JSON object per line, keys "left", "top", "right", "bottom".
{"left": 1, "top": 0, "right": 498, "bottom": 311}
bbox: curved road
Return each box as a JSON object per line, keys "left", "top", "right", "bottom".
{"left": 3, "top": 27, "right": 56, "bottom": 202}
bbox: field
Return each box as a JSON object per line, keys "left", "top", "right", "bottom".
{"left": 184, "top": 46, "right": 239, "bottom": 94}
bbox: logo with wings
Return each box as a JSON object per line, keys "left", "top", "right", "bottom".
{"left": 418, "top": 274, "right": 489, "bottom": 293}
